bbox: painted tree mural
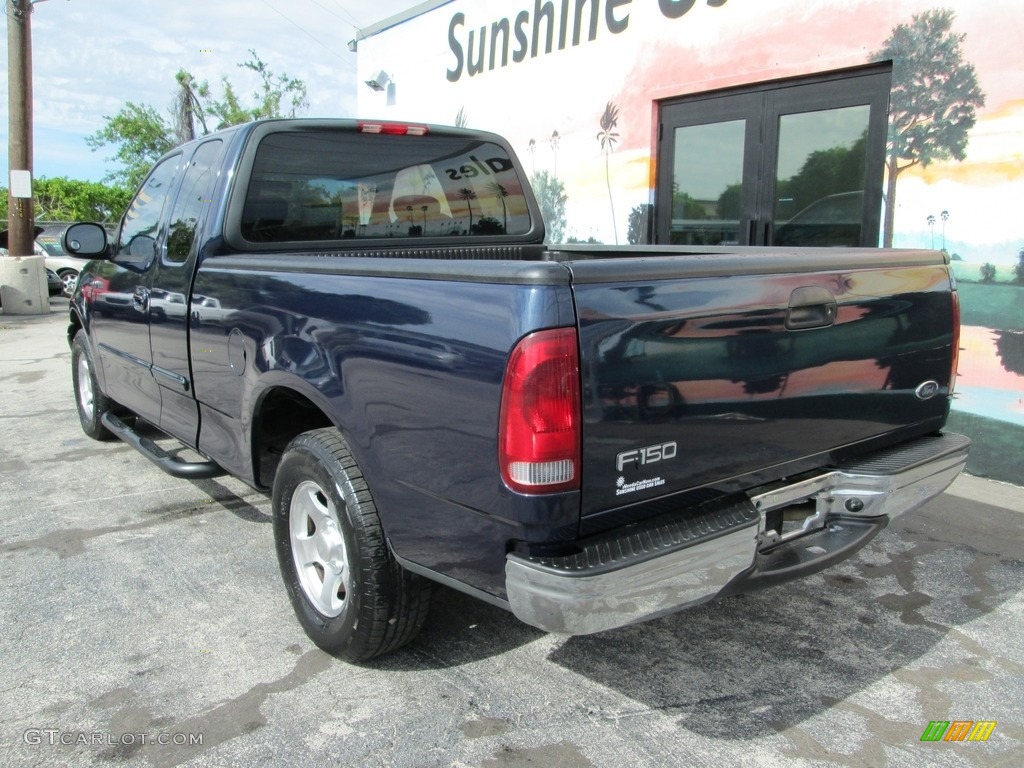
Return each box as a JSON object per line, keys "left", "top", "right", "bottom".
{"left": 872, "top": 9, "right": 985, "bottom": 247}
{"left": 530, "top": 171, "right": 567, "bottom": 243}
{"left": 597, "top": 101, "right": 620, "bottom": 245}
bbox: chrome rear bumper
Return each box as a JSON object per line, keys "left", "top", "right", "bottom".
{"left": 505, "top": 432, "right": 970, "bottom": 635}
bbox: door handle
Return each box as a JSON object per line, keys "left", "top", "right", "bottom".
{"left": 132, "top": 286, "right": 149, "bottom": 311}
{"left": 786, "top": 286, "right": 837, "bottom": 330}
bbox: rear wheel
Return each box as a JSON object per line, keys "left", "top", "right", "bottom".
{"left": 272, "top": 428, "right": 430, "bottom": 661}
{"left": 71, "top": 330, "right": 115, "bottom": 440}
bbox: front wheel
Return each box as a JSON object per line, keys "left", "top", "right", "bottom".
{"left": 59, "top": 269, "right": 79, "bottom": 297}
{"left": 71, "top": 330, "right": 115, "bottom": 440}
{"left": 272, "top": 428, "right": 430, "bottom": 661}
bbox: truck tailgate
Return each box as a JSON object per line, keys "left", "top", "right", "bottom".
{"left": 563, "top": 248, "right": 957, "bottom": 523}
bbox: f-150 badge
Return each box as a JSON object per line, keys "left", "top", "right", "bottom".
{"left": 616, "top": 441, "right": 677, "bottom": 472}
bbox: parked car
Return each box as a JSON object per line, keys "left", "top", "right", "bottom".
{"left": 45, "top": 267, "right": 63, "bottom": 296}
{"left": 36, "top": 224, "right": 94, "bottom": 297}
{"left": 774, "top": 191, "right": 864, "bottom": 247}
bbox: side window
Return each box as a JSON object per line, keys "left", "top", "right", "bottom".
{"left": 166, "top": 140, "right": 224, "bottom": 263}
{"left": 117, "top": 155, "right": 182, "bottom": 266}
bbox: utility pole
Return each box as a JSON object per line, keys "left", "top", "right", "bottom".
{"left": 2, "top": 0, "right": 49, "bottom": 315}
{"left": 7, "top": 0, "right": 34, "bottom": 256}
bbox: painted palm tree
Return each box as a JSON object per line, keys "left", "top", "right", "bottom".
{"left": 487, "top": 182, "right": 509, "bottom": 232}
{"left": 927, "top": 213, "right": 936, "bottom": 248}
{"left": 458, "top": 188, "right": 477, "bottom": 234}
{"left": 550, "top": 130, "right": 560, "bottom": 176}
{"left": 528, "top": 138, "right": 536, "bottom": 175}
{"left": 597, "top": 101, "right": 620, "bottom": 244}
{"left": 940, "top": 209, "right": 949, "bottom": 251}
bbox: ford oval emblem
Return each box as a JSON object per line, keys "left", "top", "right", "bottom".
{"left": 915, "top": 380, "right": 940, "bottom": 400}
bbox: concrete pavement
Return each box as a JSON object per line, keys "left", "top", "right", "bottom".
{"left": 1, "top": 301, "right": 1021, "bottom": 767}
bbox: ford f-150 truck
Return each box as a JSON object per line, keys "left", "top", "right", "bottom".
{"left": 62, "top": 118, "right": 969, "bottom": 661}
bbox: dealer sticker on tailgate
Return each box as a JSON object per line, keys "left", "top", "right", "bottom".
{"left": 614, "top": 441, "right": 676, "bottom": 496}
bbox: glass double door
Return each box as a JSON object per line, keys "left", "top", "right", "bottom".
{"left": 655, "top": 66, "right": 891, "bottom": 248}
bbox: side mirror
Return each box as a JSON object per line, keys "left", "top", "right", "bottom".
{"left": 62, "top": 222, "right": 110, "bottom": 258}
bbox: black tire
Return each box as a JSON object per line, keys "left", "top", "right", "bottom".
{"left": 71, "top": 330, "right": 116, "bottom": 440}
{"left": 272, "top": 427, "right": 430, "bottom": 661}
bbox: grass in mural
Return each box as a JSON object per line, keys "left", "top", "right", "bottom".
{"left": 954, "top": 280, "right": 1024, "bottom": 330}
{"left": 945, "top": 410, "right": 1023, "bottom": 485}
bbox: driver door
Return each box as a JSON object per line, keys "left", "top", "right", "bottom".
{"left": 89, "top": 153, "right": 182, "bottom": 422}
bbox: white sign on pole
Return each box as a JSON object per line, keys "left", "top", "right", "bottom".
{"left": 10, "top": 170, "right": 33, "bottom": 198}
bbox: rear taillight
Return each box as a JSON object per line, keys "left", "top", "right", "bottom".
{"left": 499, "top": 328, "right": 581, "bottom": 494}
{"left": 950, "top": 288, "right": 961, "bottom": 395}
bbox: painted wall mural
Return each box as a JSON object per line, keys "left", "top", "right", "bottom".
{"left": 358, "top": 0, "right": 1024, "bottom": 481}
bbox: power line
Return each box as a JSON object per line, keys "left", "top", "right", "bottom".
{"left": 322, "top": 0, "right": 366, "bottom": 30}
{"left": 257, "top": 0, "right": 349, "bottom": 59}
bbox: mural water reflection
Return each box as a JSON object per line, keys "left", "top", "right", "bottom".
{"left": 952, "top": 326, "right": 1024, "bottom": 426}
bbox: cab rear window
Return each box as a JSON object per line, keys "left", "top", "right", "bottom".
{"left": 240, "top": 130, "right": 532, "bottom": 244}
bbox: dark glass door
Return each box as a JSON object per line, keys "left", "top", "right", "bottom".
{"left": 657, "top": 93, "right": 760, "bottom": 247}
{"left": 656, "top": 65, "right": 891, "bottom": 248}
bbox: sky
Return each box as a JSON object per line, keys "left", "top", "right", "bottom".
{"left": 1, "top": 0, "right": 418, "bottom": 185}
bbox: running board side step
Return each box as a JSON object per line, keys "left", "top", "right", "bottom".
{"left": 101, "top": 412, "right": 226, "bottom": 479}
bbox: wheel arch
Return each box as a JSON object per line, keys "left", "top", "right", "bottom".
{"left": 250, "top": 381, "right": 343, "bottom": 491}
{"left": 67, "top": 309, "right": 108, "bottom": 395}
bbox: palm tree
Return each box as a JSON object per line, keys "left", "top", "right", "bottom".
{"left": 528, "top": 138, "right": 536, "bottom": 175}
{"left": 940, "top": 209, "right": 949, "bottom": 251}
{"left": 458, "top": 188, "right": 477, "bottom": 234}
{"left": 487, "top": 182, "right": 509, "bottom": 232}
{"left": 597, "top": 101, "right": 620, "bottom": 244}
{"left": 550, "top": 130, "right": 560, "bottom": 176}
{"left": 927, "top": 213, "right": 936, "bottom": 248}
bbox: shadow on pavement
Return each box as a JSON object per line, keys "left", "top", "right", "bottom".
{"left": 545, "top": 493, "right": 1024, "bottom": 738}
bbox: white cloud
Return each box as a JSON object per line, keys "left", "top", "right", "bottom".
{"left": 2, "top": 0, "right": 413, "bottom": 184}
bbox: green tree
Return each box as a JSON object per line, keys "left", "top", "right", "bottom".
{"left": 1014, "top": 246, "right": 1024, "bottom": 284}
{"left": 173, "top": 69, "right": 210, "bottom": 144}
{"left": 1, "top": 179, "right": 131, "bottom": 223}
{"left": 672, "top": 188, "right": 707, "bottom": 220}
{"left": 627, "top": 203, "right": 651, "bottom": 245}
{"left": 204, "top": 49, "right": 309, "bottom": 127}
{"left": 530, "top": 171, "right": 567, "bottom": 243}
{"left": 776, "top": 133, "right": 867, "bottom": 215}
{"left": 873, "top": 9, "right": 985, "bottom": 247}
{"left": 597, "top": 101, "right": 620, "bottom": 244}
{"left": 717, "top": 184, "right": 742, "bottom": 221}
{"left": 85, "top": 102, "right": 176, "bottom": 189}
{"left": 88, "top": 50, "right": 308, "bottom": 190}
{"left": 33, "top": 178, "right": 131, "bottom": 222}
{"left": 980, "top": 262, "right": 996, "bottom": 283}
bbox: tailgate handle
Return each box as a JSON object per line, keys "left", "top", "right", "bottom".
{"left": 787, "top": 287, "right": 837, "bottom": 330}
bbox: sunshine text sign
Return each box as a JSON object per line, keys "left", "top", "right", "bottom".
{"left": 447, "top": 0, "right": 729, "bottom": 82}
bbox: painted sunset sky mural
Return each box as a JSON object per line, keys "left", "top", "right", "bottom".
{"left": 358, "top": 0, "right": 1023, "bottom": 479}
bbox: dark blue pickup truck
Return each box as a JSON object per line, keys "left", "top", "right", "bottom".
{"left": 63, "top": 118, "right": 969, "bottom": 660}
